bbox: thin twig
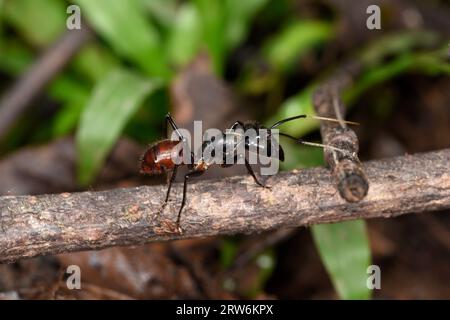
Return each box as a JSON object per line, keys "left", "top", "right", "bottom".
{"left": 331, "top": 87, "right": 346, "bottom": 129}
{"left": 0, "top": 149, "right": 449, "bottom": 264}
{"left": 313, "top": 62, "right": 369, "bottom": 202}
{"left": 0, "top": 25, "right": 92, "bottom": 140}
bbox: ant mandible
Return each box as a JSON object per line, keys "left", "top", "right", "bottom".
{"left": 140, "top": 113, "right": 355, "bottom": 232}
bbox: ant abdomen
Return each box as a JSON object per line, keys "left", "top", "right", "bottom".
{"left": 140, "top": 140, "right": 182, "bottom": 175}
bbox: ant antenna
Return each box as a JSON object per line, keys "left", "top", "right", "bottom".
{"left": 269, "top": 114, "right": 358, "bottom": 129}
{"left": 278, "top": 132, "right": 354, "bottom": 156}
{"left": 270, "top": 115, "right": 306, "bottom": 129}
{"left": 166, "top": 113, "right": 184, "bottom": 141}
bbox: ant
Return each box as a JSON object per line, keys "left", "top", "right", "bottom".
{"left": 140, "top": 113, "right": 356, "bottom": 232}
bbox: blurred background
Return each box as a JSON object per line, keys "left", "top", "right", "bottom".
{"left": 0, "top": 0, "right": 449, "bottom": 299}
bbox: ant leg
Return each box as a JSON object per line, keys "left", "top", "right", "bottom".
{"left": 166, "top": 113, "right": 184, "bottom": 141}
{"left": 177, "top": 169, "right": 205, "bottom": 232}
{"left": 156, "top": 166, "right": 179, "bottom": 221}
{"left": 245, "top": 157, "right": 270, "bottom": 189}
{"left": 162, "top": 165, "right": 178, "bottom": 207}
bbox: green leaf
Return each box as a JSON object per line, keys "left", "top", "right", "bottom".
{"left": 75, "top": 0, "right": 171, "bottom": 78}
{"left": 194, "top": 0, "right": 227, "bottom": 75}
{"left": 76, "top": 68, "right": 161, "bottom": 185}
{"left": 72, "top": 44, "right": 118, "bottom": 83}
{"left": 49, "top": 76, "right": 90, "bottom": 137}
{"left": 346, "top": 49, "right": 450, "bottom": 105}
{"left": 141, "top": 0, "right": 178, "bottom": 30}
{"left": 265, "top": 84, "right": 319, "bottom": 137}
{"left": 124, "top": 88, "right": 169, "bottom": 144}
{"left": 0, "top": 0, "right": 5, "bottom": 30}
{"left": 0, "top": 39, "right": 33, "bottom": 75}
{"left": 280, "top": 144, "right": 324, "bottom": 170}
{"left": 166, "top": 3, "right": 202, "bottom": 67}
{"left": 312, "top": 221, "right": 371, "bottom": 300}
{"left": 224, "top": 0, "right": 269, "bottom": 50}
{"left": 264, "top": 20, "right": 334, "bottom": 71}
{"left": 2, "top": 0, "right": 66, "bottom": 47}
{"left": 49, "top": 75, "right": 90, "bottom": 105}
{"left": 359, "top": 31, "right": 440, "bottom": 66}
{"left": 52, "top": 102, "right": 84, "bottom": 138}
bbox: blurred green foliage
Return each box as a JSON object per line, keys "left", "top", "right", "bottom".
{"left": 3, "top": 0, "right": 66, "bottom": 47}
{"left": 220, "top": 237, "right": 275, "bottom": 298}
{"left": 75, "top": 0, "right": 171, "bottom": 79}
{"left": 312, "top": 220, "right": 371, "bottom": 299}
{"left": 166, "top": 3, "right": 202, "bottom": 67}
{"left": 264, "top": 20, "right": 333, "bottom": 72}
{"left": 0, "top": 0, "right": 448, "bottom": 300}
{"left": 76, "top": 68, "right": 161, "bottom": 185}
{"left": 266, "top": 31, "right": 450, "bottom": 138}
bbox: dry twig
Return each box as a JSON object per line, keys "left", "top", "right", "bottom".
{"left": 0, "top": 25, "right": 92, "bottom": 140}
{"left": 313, "top": 62, "right": 369, "bottom": 202}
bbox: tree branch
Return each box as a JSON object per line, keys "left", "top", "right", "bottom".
{"left": 1, "top": 149, "right": 450, "bottom": 264}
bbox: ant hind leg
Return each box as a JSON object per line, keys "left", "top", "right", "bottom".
{"left": 245, "top": 157, "right": 271, "bottom": 189}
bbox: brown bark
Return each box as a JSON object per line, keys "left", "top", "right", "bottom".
{"left": 1, "top": 149, "right": 450, "bottom": 264}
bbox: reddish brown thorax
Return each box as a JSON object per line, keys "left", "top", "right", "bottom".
{"left": 140, "top": 140, "right": 182, "bottom": 175}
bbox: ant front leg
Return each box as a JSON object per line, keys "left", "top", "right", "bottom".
{"left": 176, "top": 169, "right": 205, "bottom": 233}
{"left": 245, "top": 157, "right": 271, "bottom": 189}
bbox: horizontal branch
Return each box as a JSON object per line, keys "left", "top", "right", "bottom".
{"left": 1, "top": 149, "right": 450, "bottom": 263}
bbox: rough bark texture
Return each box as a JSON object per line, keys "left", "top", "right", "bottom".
{"left": 313, "top": 62, "right": 369, "bottom": 202}
{"left": 1, "top": 149, "right": 450, "bottom": 264}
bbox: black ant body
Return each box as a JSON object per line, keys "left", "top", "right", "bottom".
{"left": 141, "top": 113, "right": 355, "bottom": 231}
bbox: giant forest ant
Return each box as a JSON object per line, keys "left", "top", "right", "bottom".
{"left": 140, "top": 113, "right": 356, "bottom": 232}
